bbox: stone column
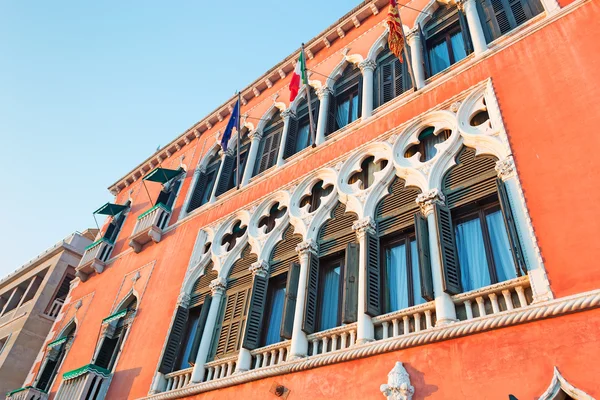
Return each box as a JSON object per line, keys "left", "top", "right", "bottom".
{"left": 352, "top": 217, "right": 376, "bottom": 344}
{"left": 406, "top": 29, "right": 426, "bottom": 89}
{"left": 289, "top": 240, "right": 318, "bottom": 359}
{"left": 358, "top": 60, "right": 377, "bottom": 119}
{"left": 495, "top": 156, "right": 553, "bottom": 302}
{"left": 416, "top": 190, "right": 457, "bottom": 325}
{"left": 276, "top": 109, "right": 296, "bottom": 167}
{"left": 241, "top": 130, "right": 263, "bottom": 186}
{"left": 191, "top": 277, "right": 227, "bottom": 383}
{"left": 209, "top": 148, "right": 231, "bottom": 203}
{"left": 236, "top": 261, "right": 269, "bottom": 372}
{"left": 458, "top": 0, "right": 488, "bottom": 55}
{"left": 315, "top": 87, "right": 333, "bottom": 145}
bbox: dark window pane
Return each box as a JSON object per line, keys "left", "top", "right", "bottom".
{"left": 319, "top": 265, "right": 341, "bottom": 331}
{"left": 428, "top": 41, "right": 451, "bottom": 75}
{"left": 385, "top": 243, "right": 409, "bottom": 312}
{"left": 410, "top": 239, "right": 426, "bottom": 306}
{"left": 296, "top": 123, "right": 311, "bottom": 153}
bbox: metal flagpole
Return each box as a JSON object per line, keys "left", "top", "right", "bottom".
{"left": 302, "top": 43, "right": 317, "bottom": 148}
{"left": 236, "top": 92, "right": 241, "bottom": 190}
{"left": 392, "top": 0, "right": 417, "bottom": 91}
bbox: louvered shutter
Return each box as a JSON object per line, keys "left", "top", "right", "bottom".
{"left": 393, "top": 59, "right": 406, "bottom": 98}
{"left": 326, "top": 94, "right": 337, "bottom": 136}
{"left": 36, "top": 359, "right": 58, "bottom": 391}
{"left": 302, "top": 252, "right": 319, "bottom": 334}
{"left": 365, "top": 232, "right": 381, "bottom": 316}
{"left": 280, "top": 262, "right": 300, "bottom": 339}
{"left": 434, "top": 203, "right": 463, "bottom": 294}
{"left": 267, "top": 130, "right": 282, "bottom": 169}
{"left": 283, "top": 117, "right": 299, "bottom": 159}
{"left": 242, "top": 274, "right": 269, "bottom": 350}
{"left": 187, "top": 296, "right": 212, "bottom": 366}
{"left": 215, "top": 288, "right": 251, "bottom": 358}
{"left": 381, "top": 62, "right": 394, "bottom": 105}
{"left": 496, "top": 179, "right": 527, "bottom": 276}
{"left": 414, "top": 213, "right": 435, "bottom": 302}
{"left": 458, "top": 9, "right": 474, "bottom": 55}
{"left": 357, "top": 74, "right": 363, "bottom": 119}
{"left": 256, "top": 135, "right": 273, "bottom": 175}
{"left": 187, "top": 172, "right": 208, "bottom": 213}
{"left": 342, "top": 243, "right": 359, "bottom": 323}
{"left": 158, "top": 306, "right": 189, "bottom": 374}
{"left": 215, "top": 154, "right": 234, "bottom": 196}
{"left": 94, "top": 336, "right": 119, "bottom": 369}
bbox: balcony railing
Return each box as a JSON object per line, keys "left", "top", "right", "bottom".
{"left": 164, "top": 367, "right": 193, "bottom": 392}
{"left": 307, "top": 323, "right": 357, "bottom": 356}
{"left": 6, "top": 386, "right": 47, "bottom": 400}
{"left": 55, "top": 364, "right": 111, "bottom": 400}
{"left": 372, "top": 301, "right": 437, "bottom": 340}
{"left": 44, "top": 298, "right": 65, "bottom": 319}
{"left": 129, "top": 203, "right": 171, "bottom": 253}
{"left": 76, "top": 238, "right": 113, "bottom": 280}
{"left": 203, "top": 355, "right": 237, "bottom": 382}
{"left": 250, "top": 340, "right": 291, "bottom": 370}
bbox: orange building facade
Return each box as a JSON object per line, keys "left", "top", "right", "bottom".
{"left": 8, "top": 0, "right": 600, "bottom": 399}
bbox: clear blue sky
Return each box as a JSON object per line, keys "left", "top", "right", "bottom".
{"left": 0, "top": 1, "right": 353, "bottom": 278}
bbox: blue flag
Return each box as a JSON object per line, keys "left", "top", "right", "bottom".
{"left": 220, "top": 99, "right": 240, "bottom": 152}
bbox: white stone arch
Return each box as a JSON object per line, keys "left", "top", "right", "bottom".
{"left": 57, "top": 318, "right": 78, "bottom": 338}
{"left": 115, "top": 290, "right": 139, "bottom": 313}
{"left": 180, "top": 143, "right": 222, "bottom": 219}
{"left": 337, "top": 141, "right": 396, "bottom": 220}
{"left": 289, "top": 167, "right": 338, "bottom": 242}
{"left": 196, "top": 142, "right": 222, "bottom": 172}
{"left": 414, "top": 0, "right": 443, "bottom": 29}
{"left": 289, "top": 80, "right": 323, "bottom": 113}
{"left": 248, "top": 191, "right": 291, "bottom": 261}
{"left": 391, "top": 109, "right": 461, "bottom": 191}
{"left": 326, "top": 54, "right": 365, "bottom": 89}
{"left": 254, "top": 102, "right": 287, "bottom": 134}
{"left": 539, "top": 367, "right": 594, "bottom": 400}
{"left": 181, "top": 228, "right": 216, "bottom": 295}
{"left": 212, "top": 210, "right": 251, "bottom": 277}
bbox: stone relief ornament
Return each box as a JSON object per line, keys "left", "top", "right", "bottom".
{"left": 380, "top": 362, "right": 415, "bottom": 400}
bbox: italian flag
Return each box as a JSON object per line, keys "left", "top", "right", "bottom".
{"left": 289, "top": 50, "right": 308, "bottom": 102}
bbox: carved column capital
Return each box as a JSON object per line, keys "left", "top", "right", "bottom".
{"left": 209, "top": 277, "right": 227, "bottom": 296}
{"left": 358, "top": 59, "right": 377, "bottom": 73}
{"left": 281, "top": 109, "right": 297, "bottom": 120}
{"left": 456, "top": 0, "right": 475, "bottom": 11}
{"left": 249, "top": 129, "right": 263, "bottom": 142}
{"left": 249, "top": 260, "right": 269, "bottom": 278}
{"left": 194, "top": 165, "right": 206, "bottom": 176}
{"left": 296, "top": 239, "right": 318, "bottom": 257}
{"left": 406, "top": 28, "right": 420, "bottom": 45}
{"left": 177, "top": 292, "right": 191, "bottom": 308}
{"left": 316, "top": 87, "right": 333, "bottom": 100}
{"left": 495, "top": 156, "right": 516, "bottom": 181}
{"left": 416, "top": 189, "right": 445, "bottom": 217}
{"left": 352, "top": 217, "right": 376, "bottom": 240}
{"left": 380, "top": 362, "right": 415, "bottom": 400}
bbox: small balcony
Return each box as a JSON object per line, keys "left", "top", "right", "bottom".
{"left": 128, "top": 203, "right": 171, "bottom": 253}
{"left": 6, "top": 386, "right": 48, "bottom": 400}
{"left": 55, "top": 364, "right": 112, "bottom": 400}
{"left": 44, "top": 298, "right": 65, "bottom": 319}
{"left": 76, "top": 238, "right": 114, "bottom": 281}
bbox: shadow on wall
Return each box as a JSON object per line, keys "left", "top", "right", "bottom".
{"left": 404, "top": 363, "right": 439, "bottom": 399}
{"left": 108, "top": 367, "right": 142, "bottom": 400}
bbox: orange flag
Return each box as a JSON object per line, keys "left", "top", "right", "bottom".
{"left": 387, "top": 0, "right": 405, "bottom": 62}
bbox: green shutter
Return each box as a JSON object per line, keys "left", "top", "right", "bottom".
{"left": 364, "top": 232, "right": 381, "bottom": 317}
{"left": 242, "top": 275, "right": 269, "bottom": 350}
{"left": 302, "top": 252, "right": 319, "bottom": 334}
{"left": 434, "top": 203, "right": 463, "bottom": 294}
{"left": 215, "top": 154, "right": 234, "bottom": 196}
{"left": 158, "top": 306, "right": 189, "bottom": 374}
{"left": 280, "top": 262, "right": 300, "bottom": 339}
{"left": 496, "top": 179, "right": 527, "bottom": 276}
{"left": 342, "top": 243, "right": 359, "bottom": 324}
{"left": 414, "top": 212, "right": 435, "bottom": 302}
{"left": 283, "top": 117, "right": 299, "bottom": 159}
{"left": 187, "top": 296, "right": 212, "bottom": 366}
{"left": 187, "top": 172, "right": 208, "bottom": 213}
{"left": 94, "top": 336, "right": 119, "bottom": 370}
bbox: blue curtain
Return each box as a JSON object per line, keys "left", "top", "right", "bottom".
{"left": 296, "top": 124, "right": 310, "bottom": 153}
{"left": 336, "top": 99, "right": 350, "bottom": 129}
{"left": 264, "top": 286, "right": 286, "bottom": 346}
{"left": 350, "top": 95, "right": 359, "bottom": 123}
{"left": 410, "top": 240, "right": 425, "bottom": 305}
{"left": 319, "top": 266, "right": 341, "bottom": 330}
{"left": 428, "top": 42, "right": 450, "bottom": 75}
{"left": 455, "top": 218, "right": 491, "bottom": 291}
{"left": 386, "top": 244, "right": 409, "bottom": 312}
{"left": 450, "top": 32, "right": 467, "bottom": 63}
{"left": 486, "top": 211, "right": 517, "bottom": 283}
{"left": 177, "top": 312, "right": 200, "bottom": 370}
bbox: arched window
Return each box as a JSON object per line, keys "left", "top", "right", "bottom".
{"left": 423, "top": 4, "right": 472, "bottom": 77}
{"left": 375, "top": 44, "right": 411, "bottom": 108}
{"left": 187, "top": 153, "right": 222, "bottom": 213}
{"left": 215, "top": 133, "right": 251, "bottom": 196}
{"left": 477, "top": 0, "right": 543, "bottom": 43}
{"left": 405, "top": 127, "right": 452, "bottom": 162}
{"left": 94, "top": 296, "right": 137, "bottom": 371}
{"left": 327, "top": 64, "right": 362, "bottom": 136}
{"left": 254, "top": 113, "right": 284, "bottom": 176}
{"left": 35, "top": 322, "right": 77, "bottom": 392}
{"left": 348, "top": 156, "right": 388, "bottom": 190}
{"left": 284, "top": 90, "right": 319, "bottom": 159}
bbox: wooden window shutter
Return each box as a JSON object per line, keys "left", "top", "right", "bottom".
{"left": 187, "top": 296, "right": 212, "bottom": 366}
{"left": 267, "top": 130, "right": 282, "bottom": 169}
{"left": 342, "top": 242, "right": 359, "bottom": 323}
{"left": 364, "top": 232, "right": 381, "bottom": 317}
{"left": 326, "top": 94, "right": 337, "bottom": 136}
{"left": 187, "top": 172, "right": 208, "bottom": 213}
{"left": 496, "top": 179, "right": 527, "bottom": 276}
{"left": 94, "top": 336, "right": 120, "bottom": 370}
{"left": 357, "top": 74, "right": 363, "bottom": 119}
{"left": 458, "top": 9, "right": 474, "bottom": 55}
{"left": 256, "top": 135, "right": 273, "bottom": 175}
{"left": 165, "top": 179, "right": 181, "bottom": 210}
{"left": 381, "top": 62, "right": 394, "bottom": 105}
{"left": 434, "top": 203, "right": 463, "bottom": 294}
{"left": 242, "top": 275, "right": 269, "bottom": 350}
{"left": 302, "top": 252, "right": 320, "bottom": 334}
{"left": 283, "top": 117, "right": 299, "bottom": 159}
{"left": 214, "top": 288, "right": 250, "bottom": 357}
{"left": 36, "top": 359, "right": 58, "bottom": 391}
{"left": 215, "top": 154, "right": 234, "bottom": 196}
{"left": 414, "top": 212, "right": 435, "bottom": 302}
{"left": 158, "top": 306, "right": 189, "bottom": 374}
{"left": 280, "top": 262, "right": 300, "bottom": 339}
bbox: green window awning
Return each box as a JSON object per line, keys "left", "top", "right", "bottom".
{"left": 101, "top": 308, "right": 127, "bottom": 324}
{"left": 63, "top": 364, "right": 111, "bottom": 381}
{"left": 143, "top": 167, "right": 183, "bottom": 184}
{"left": 93, "top": 203, "right": 128, "bottom": 216}
{"left": 47, "top": 336, "right": 68, "bottom": 349}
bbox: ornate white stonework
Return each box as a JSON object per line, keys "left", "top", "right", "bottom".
{"left": 249, "top": 261, "right": 269, "bottom": 278}
{"left": 295, "top": 240, "right": 318, "bottom": 256}
{"left": 380, "top": 362, "right": 415, "bottom": 400}
{"left": 316, "top": 87, "right": 333, "bottom": 100}
{"left": 496, "top": 156, "right": 516, "bottom": 181}
{"left": 352, "top": 217, "right": 376, "bottom": 239}
{"left": 358, "top": 59, "right": 377, "bottom": 72}
{"left": 177, "top": 293, "right": 191, "bottom": 308}
{"left": 416, "top": 189, "right": 445, "bottom": 217}
{"left": 209, "top": 278, "right": 227, "bottom": 296}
